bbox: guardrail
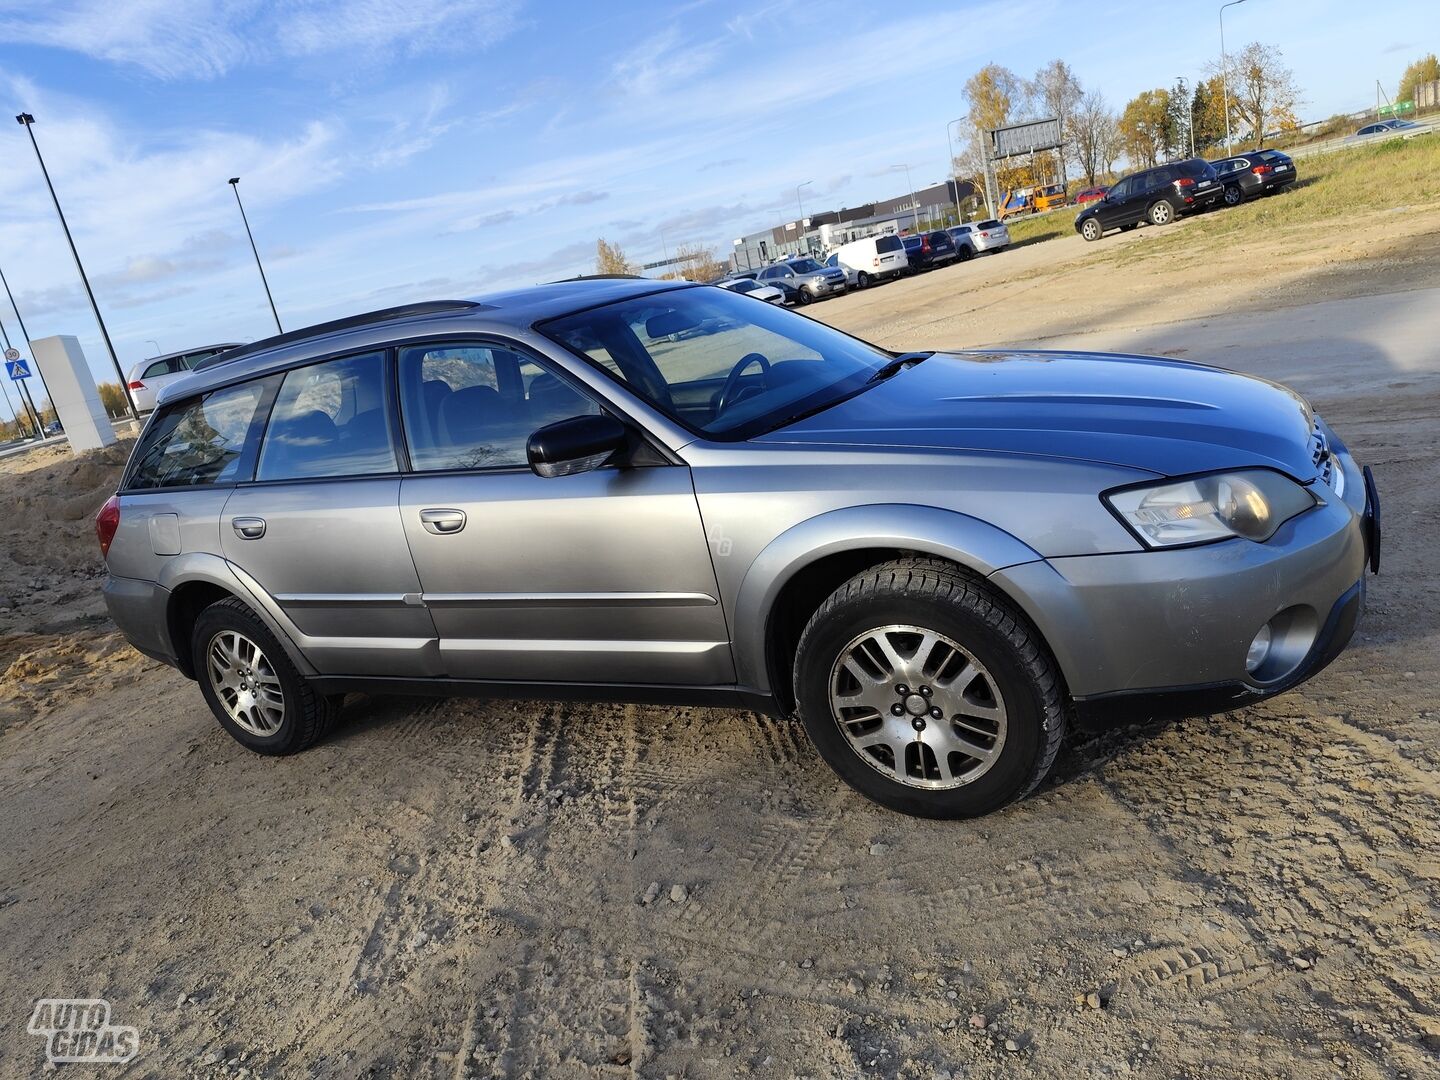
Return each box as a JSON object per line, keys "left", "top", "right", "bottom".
{"left": 1283, "top": 121, "right": 1437, "bottom": 162}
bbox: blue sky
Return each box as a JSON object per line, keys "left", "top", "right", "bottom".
{"left": 0, "top": 0, "right": 1435, "bottom": 402}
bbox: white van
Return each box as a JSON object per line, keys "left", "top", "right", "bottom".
{"left": 828, "top": 234, "right": 909, "bottom": 287}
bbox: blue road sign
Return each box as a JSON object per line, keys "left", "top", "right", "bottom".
{"left": 6, "top": 359, "right": 30, "bottom": 380}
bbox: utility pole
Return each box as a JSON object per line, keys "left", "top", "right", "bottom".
{"left": 16, "top": 113, "right": 137, "bottom": 422}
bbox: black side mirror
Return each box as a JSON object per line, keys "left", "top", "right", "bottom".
{"left": 527, "top": 414, "right": 628, "bottom": 478}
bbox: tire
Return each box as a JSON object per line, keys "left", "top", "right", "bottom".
{"left": 1080, "top": 218, "right": 1102, "bottom": 242}
{"left": 856, "top": 271, "right": 870, "bottom": 288}
{"left": 192, "top": 597, "right": 339, "bottom": 755}
{"left": 792, "top": 559, "right": 1066, "bottom": 819}
{"left": 957, "top": 245, "right": 974, "bottom": 261}
{"left": 1223, "top": 184, "right": 1245, "bottom": 207}
{"left": 1148, "top": 200, "right": 1175, "bottom": 226}
{"left": 1120, "top": 223, "right": 1139, "bottom": 232}
{"left": 795, "top": 288, "right": 812, "bottom": 305}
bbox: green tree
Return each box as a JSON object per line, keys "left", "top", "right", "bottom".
{"left": 1118, "top": 89, "right": 1174, "bottom": 168}
{"left": 1398, "top": 53, "right": 1439, "bottom": 105}
{"left": 1190, "top": 75, "right": 1227, "bottom": 152}
{"left": 594, "top": 238, "right": 633, "bottom": 275}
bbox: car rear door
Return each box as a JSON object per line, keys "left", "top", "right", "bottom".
{"left": 393, "top": 339, "right": 733, "bottom": 685}
{"left": 219, "top": 349, "right": 441, "bottom": 677}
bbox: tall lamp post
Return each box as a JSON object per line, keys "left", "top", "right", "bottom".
{"left": 795, "top": 180, "right": 813, "bottom": 255}
{"left": 1219, "top": 0, "right": 1248, "bottom": 153}
{"left": 0, "top": 261, "right": 54, "bottom": 427}
{"left": 15, "top": 113, "right": 137, "bottom": 423}
{"left": 945, "top": 114, "right": 969, "bottom": 224}
{"left": 891, "top": 164, "right": 921, "bottom": 234}
{"left": 228, "top": 178, "right": 283, "bottom": 334}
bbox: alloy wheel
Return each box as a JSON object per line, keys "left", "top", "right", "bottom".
{"left": 829, "top": 625, "right": 1008, "bottom": 790}
{"left": 207, "top": 630, "right": 286, "bottom": 737}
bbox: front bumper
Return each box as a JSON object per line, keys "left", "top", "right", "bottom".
{"left": 991, "top": 460, "right": 1375, "bottom": 706}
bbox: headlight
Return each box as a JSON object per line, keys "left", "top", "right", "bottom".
{"left": 1104, "top": 470, "right": 1317, "bottom": 548}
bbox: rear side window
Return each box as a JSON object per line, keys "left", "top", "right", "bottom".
{"left": 142, "top": 358, "right": 179, "bottom": 379}
{"left": 127, "top": 380, "right": 270, "bottom": 490}
{"left": 875, "top": 236, "right": 903, "bottom": 253}
{"left": 399, "top": 343, "right": 598, "bottom": 471}
{"left": 977, "top": 219, "right": 1002, "bottom": 230}
{"left": 256, "top": 351, "right": 397, "bottom": 481}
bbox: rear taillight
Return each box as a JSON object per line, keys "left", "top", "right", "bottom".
{"left": 1252, "top": 164, "right": 1273, "bottom": 175}
{"left": 127, "top": 380, "right": 145, "bottom": 390}
{"left": 979, "top": 231, "right": 989, "bottom": 238}
{"left": 96, "top": 495, "right": 121, "bottom": 558}
{"left": 1175, "top": 177, "right": 1196, "bottom": 188}
{"left": 921, "top": 238, "right": 931, "bottom": 252}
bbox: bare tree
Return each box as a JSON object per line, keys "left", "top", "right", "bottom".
{"left": 1210, "top": 42, "right": 1301, "bottom": 147}
{"left": 1032, "top": 59, "right": 1083, "bottom": 183}
{"left": 662, "top": 244, "right": 726, "bottom": 282}
{"left": 1067, "top": 90, "right": 1118, "bottom": 186}
{"left": 595, "top": 238, "right": 633, "bottom": 275}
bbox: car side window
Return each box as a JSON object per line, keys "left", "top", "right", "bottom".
{"left": 1108, "top": 178, "right": 1132, "bottom": 200}
{"left": 398, "top": 343, "right": 599, "bottom": 471}
{"left": 142, "top": 359, "right": 174, "bottom": 379}
{"left": 127, "top": 380, "right": 271, "bottom": 490}
{"left": 256, "top": 351, "right": 396, "bottom": 482}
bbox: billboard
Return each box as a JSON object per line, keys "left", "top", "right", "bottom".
{"left": 989, "top": 117, "right": 1062, "bottom": 160}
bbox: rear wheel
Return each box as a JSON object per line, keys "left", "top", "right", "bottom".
{"left": 1080, "top": 218, "right": 1102, "bottom": 242}
{"left": 857, "top": 271, "right": 871, "bottom": 288}
{"left": 192, "top": 597, "right": 339, "bottom": 755}
{"left": 1223, "top": 184, "right": 1245, "bottom": 207}
{"left": 957, "top": 245, "right": 974, "bottom": 261}
{"left": 1148, "top": 200, "right": 1175, "bottom": 226}
{"left": 793, "top": 559, "right": 1066, "bottom": 818}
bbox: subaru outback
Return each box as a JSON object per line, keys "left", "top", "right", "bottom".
{"left": 98, "top": 279, "right": 1379, "bottom": 818}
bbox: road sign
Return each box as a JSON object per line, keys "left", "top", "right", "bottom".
{"left": 6, "top": 359, "right": 30, "bottom": 380}
{"left": 3, "top": 347, "right": 17, "bottom": 361}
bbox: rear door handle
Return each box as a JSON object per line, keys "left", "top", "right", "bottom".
{"left": 419, "top": 508, "right": 466, "bottom": 535}
{"left": 231, "top": 516, "right": 266, "bottom": 540}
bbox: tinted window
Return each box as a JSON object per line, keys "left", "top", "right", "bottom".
{"left": 127, "top": 380, "right": 269, "bottom": 489}
{"left": 1107, "top": 179, "right": 1132, "bottom": 199}
{"left": 1152, "top": 166, "right": 1178, "bottom": 185}
{"left": 976, "top": 219, "right": 1002, "bottom": 229}
{"left": 399, "top": 343, "right": 598, "bottom": 471}
{"left": 142, "top": 359, "right": 177, "bottom": 379}
{"left": 875, "top": 235, "right": 903, "bottom": 253}
{"left": 256, "top": 351, "right": 396, "bottom": 481}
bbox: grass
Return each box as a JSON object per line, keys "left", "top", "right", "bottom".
{"left": 1004, "top": 212, "right": 1075, "bottom": 248}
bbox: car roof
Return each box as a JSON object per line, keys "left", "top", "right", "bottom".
{"left": 159, "top": 278, "right": 691, "bottom": 407}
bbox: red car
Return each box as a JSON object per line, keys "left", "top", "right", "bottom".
{"left": 1074, "top": 186, "right": 1109, "bottom": 206}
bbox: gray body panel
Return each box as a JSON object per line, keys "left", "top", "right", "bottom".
{"left": 106, "top": 279, "right": 1372, "bottom": 714}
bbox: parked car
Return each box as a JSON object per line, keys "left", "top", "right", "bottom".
{"left": 98, "top": 280, "right": 1379, "bottom": 819}
{"left": 947, "top": 220, "right": 1011, "bottom": 260}
{"left": 828, "top": 235, "right": 909, "bottom": 287}
{"left": 755, "top": 257, "right": 846, "bottom": 304}
{"left": 1210, "top": 149, "right": 1297, "bottom": 205}
{"left": 1351, "top": 119, "right": 1424, "bottom": 140}
{"left": 901, "top": 230, "right": 959, "bottom": 271}
{"left": 1073, "top": 186, "right": 1109, "bottom": 207}
{"left": 824, "top": 252, "right": 863, "bottom": 289}
{"left": 126, "top": 344, "right": 242, "bottom": 412}
{"left": 1074, "top": 158, "right": 1224, "bottom": 241}
{"left": 717, "top": 277, "right": 786, "bottom": 304}
{"left": 44, "top": 419, "right": 64, "bottom": 436}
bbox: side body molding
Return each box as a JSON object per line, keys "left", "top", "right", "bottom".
{"left": 730, "top": 504, "right": 1042, "bottom": 694}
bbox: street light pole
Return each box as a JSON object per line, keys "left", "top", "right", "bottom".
{"left": 14, "top": 113, "right": 137, "bottom": 422}
{"left": 0, "top": 316, "right": 42, "bottom": 436}
{"left": 1219, "top": 0, "right": 1247, "bottom": 154}
{"left": 946, "top": 115, "right": 969, "bottom": 224}
{"left": 0, "top": 260, "right": 55, "bottom": 423}
{"left": 228, "top": 178, "right": 283, "bottom": 334}
{"left": 892, "top": 164, "right": 920, "bottom": 233}
{"left": 795, "top": 180, "right": 813, "bottom": 255}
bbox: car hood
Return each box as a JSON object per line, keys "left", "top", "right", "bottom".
{"left": 756, "top": 350, "right": 1318, "bottom": 479}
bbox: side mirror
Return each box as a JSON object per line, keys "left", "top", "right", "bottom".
{"left": 527, "top": 414, "right": 628, "bottom": 478}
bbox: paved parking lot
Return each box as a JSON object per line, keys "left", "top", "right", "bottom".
{"left": 1, "top": 204, "right": 1437, "bottom": 1078}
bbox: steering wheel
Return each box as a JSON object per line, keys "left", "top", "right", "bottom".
{"left": 716, "top": 352, "right": 771, "bottom": 414}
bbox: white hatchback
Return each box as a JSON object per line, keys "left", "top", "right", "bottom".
{"left": 948, "top": 220, "right": 1011, "bottom": 259}
{"left": 126, "top": 344, "right": 241, "bottom": 412}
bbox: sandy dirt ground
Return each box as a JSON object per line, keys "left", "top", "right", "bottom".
{"left": 2, "top": 202, "right": 1438, "bottom": 1079}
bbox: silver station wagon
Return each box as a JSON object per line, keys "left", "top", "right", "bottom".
{"left": 98, "top": 279, "right": 1380, "bottom": 818}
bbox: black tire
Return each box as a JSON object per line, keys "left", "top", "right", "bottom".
{"left": 1223, "top": 183, "right": 1245, "bottom": 207}
{"left": 192, "top": 597, "right": 339, "bottom": 755}
{"left": 792, "top": 559, "right": 1066, "bottom": 819}
{"left": 1080, "top": 218, "right": 1103, "bottom": 242}
{"left": 958, "top": 245, "right": 974, "bottom": 261}
{"left": 1147, "top": 200, "right": 1175, "bottom": 226}
{"left": 857, "top": 271, "right": 870, "bottom": 288}
{"left": 1120, "top": 223, "right": 1139, "bottom": 232}
{"left": 795, "top": 288, "right": 812, "bottom": 305}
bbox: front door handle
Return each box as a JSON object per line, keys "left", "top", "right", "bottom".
{"left": 231, "top": 516, "right": 266, "bottom": 540}
{"left": 419, "top": 508, "right": 466, "bottom": 535}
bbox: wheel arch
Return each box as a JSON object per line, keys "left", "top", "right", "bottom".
{"left": 732, "top": 505, "right": 1044, "bottom": 711}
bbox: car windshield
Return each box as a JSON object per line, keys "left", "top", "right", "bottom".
{"left": 541, "top": 285, "right": 890, "bottom": 439}
{"left": 787, "top": 258, "right": 823, "bottom": 273}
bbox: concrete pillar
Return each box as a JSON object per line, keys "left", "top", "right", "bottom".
{"left": 30, "top": 335, "right": 116, "bottom": 453}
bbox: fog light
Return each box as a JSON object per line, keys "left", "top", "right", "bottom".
{"left": 1246, "top": 625, "right": 1273, "bottom": 674}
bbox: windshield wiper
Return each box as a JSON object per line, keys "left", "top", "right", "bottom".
{"left": 867, "top": 351, "right": 933, "bottom": 385}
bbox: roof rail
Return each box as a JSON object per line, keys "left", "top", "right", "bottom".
{"left": 191, "top": 300, "right": 487, "bottom": 371}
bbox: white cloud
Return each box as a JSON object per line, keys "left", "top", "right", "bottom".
{"left": 0, "top": 0, "right": 525, "bottom": 80}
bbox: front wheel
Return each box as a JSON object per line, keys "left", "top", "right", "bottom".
{"left": 793, "top": 559, "right": 1066, "bottom": 818}
{"left": 192, "top": 597, "right": 339, "bottom": 755}
{"left": 1223, "top": 184, "right": 1245, "bottom": 207}
{"left": 1148, "top": 200, "right": 1175, "bottom": 226}
{"left": 958, "top": 245, "right": 975, "bottom": 261}
{"left": 856, "top": 271, "right": 871, "bottom": 288}
{"left": 1080, "top": 218, "right": 1102, "bottom": 242}
{"left": 795, "top": 288, "right": 812, "bottom": 305}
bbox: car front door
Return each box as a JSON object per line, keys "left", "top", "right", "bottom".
{"left": 394, "top": 340, "right": 733, "bottom": 685}
{"left": 219, "top": 349, "right": 441, "bottom": 677}
{"left": 1096, "top": 178, "right": 1133, "bottom": 227}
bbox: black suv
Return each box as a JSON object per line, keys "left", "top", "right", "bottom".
{"left": 1210, "top": 149, "right": 1297, "bottom": 206}
{"left": 1074, "top": 158, "right": 1224, "bottom": 241}
{"left": 901, "top": 230, "right": 959, "bottom": 271}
